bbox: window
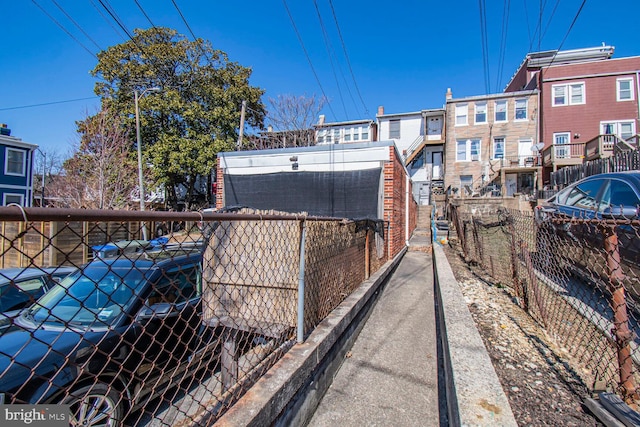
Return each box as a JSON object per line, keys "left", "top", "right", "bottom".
{"left": 361, "top": 126, "right": 369, "bottom": 140}
{"left": 344, "top": 129, "right": 351, "bottom": 142}
{"left": 601, "top": 121, "right": 636, "bottom": 140}
{"left": 333, "top": 129, "right": 340, "bottom": 143}
{"left": 474, "top": 102, "right": 487, "bottom": 124}
{"left": 5, "top": 148, "right": 25, "bottom": 176}
{"left": 493, "top": 137, "right": 505, "bottom": 159}
{"left": 601, "top": 180, "right": 640, "bottom": 209}
{"left": 389, "top": 120, "right": 400, "bottom": 138}
{"left": 494, "top": 100, "right": 507, "bottom": 122}
{"left": 353, "top": 128, "right": 360, "bottom": 141}
{"left": 455, "top": 104, "right": 468, "bottom": 126}
{"left": 617, "top": 78, "right": 634, "bottom": 102}
{"left": 317, "top": 130, "right": 324, "bottom": 143}
{"left": 515, "top": 99, "right": 528, "bottom": 120}
{"left": 563, "top": 180, "right": 603, "bottom": 209}
{"left": 148, "top": 266, "right": 200, "bottom": 305}
{"left": 460, "top": 175, "right": 473, "bottom": 193}
{"left": 553, "top": 132, "right": 570, "bottom": 159}
{"left": 456, "top": 139, "right": 480, "bottom": 161}
{"left": 3, "top": 193, "right": 24, "bottom": 206}
{"left": 325, "top": 130, "right": 332, "bottom": 143}
{"left": 552, "top": 82, "right": 585, "bottom": 106}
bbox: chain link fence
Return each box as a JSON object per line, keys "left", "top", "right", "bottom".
{"left": 0, "top": 206, "right": 387, "bottom": 426}
{"left": 448, "top": 203, "right": 640, "bottom": 404}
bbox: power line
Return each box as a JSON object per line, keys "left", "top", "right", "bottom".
{"left": 134, "top": 0, "right": 157, "bottom": 28}
{"left": 171, "top": 0, "right": 199, "bottom": 44}
{"left": 478, "top": 0, "right": 491, "bottom": 93}
{"left": 0, "top": 97, "right": 98, "bottom": 112}
{"left": 282, "top": 0, "right": 337, "bottom": 121}
{"left": 328, "top": 0, "right": 369, "bottom": 117}
{"left": 312, "top": 0, "right": 349, "bottom": 119}
{"left": 554, "top": 0, "right": 587, "bottom": 53}
{"left": 89, "top": 0, "right": 125, "bottom": 41}
{"left": 51, "top": 0, "right": 103, "bottom": 52}
{"left": 495, "top": 0, "right": 511, "bottom": 91}
{"left": 31, "top": 0, "right": 98, "bottom": 59}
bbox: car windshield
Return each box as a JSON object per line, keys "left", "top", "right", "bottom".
{"left": 29, "top": 263, "right": 146, "bottom": 328}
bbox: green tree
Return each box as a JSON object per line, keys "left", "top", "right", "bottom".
{"left": 91, "top": 27, "right": 265, "bottom": 209}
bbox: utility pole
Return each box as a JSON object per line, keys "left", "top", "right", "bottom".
{"left": 236, "top": 100, "right": 246, "bottom": 150}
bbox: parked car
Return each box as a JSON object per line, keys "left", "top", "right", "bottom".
{"left": 534, "top": 171, "right": 640, "bottom": 297}
{"left": 0, "top": 266, "right": 77, "bottom": 324}
{"left": 0, "top": 250, "right": 219, "bottom": 425}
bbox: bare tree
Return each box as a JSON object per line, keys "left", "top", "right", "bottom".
{"left": 246, "top": 94, "right": 326, "bottom": 149}
{"left": 48, "top": 108, "right": 137, "bottom": 209}
{"left": 33, "top": 149, "right": 64, "bottom": 207}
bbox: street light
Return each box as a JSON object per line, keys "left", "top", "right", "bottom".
{"left": 134, "top": 86, "right": 161, "bottom": 240}
{"left": 34, "top": 148, "right": 46, "bottom": 207}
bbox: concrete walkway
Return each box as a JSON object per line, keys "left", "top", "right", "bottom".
{"left": 308, "top": 239, "right": 439, "bottom": 426}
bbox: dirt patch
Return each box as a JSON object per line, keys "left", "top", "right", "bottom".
{"left": 442, "top": 243, "right": 603, "bottom": 426}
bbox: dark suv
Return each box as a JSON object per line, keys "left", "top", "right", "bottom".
{"left": 0, "top": 251, "right": 218, "bottom": 425}
{"left": 535, "top": 172, "right": 640, "bottom": 296}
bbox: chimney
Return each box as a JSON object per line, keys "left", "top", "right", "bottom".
{"left": 318, "top": 114, "right": 325, "bottom": 125}
{"left": 445, "top": 88, "right": 453, "bottom": 100}
{"left": 377, "top": 106, "right": 384, "bottom": 116}
{"left": 267, "top": 125, "right": 273, "bottom": 133}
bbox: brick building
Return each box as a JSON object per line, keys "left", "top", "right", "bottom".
{"left": 505, "top": 45, "right": 640, "bottom": 183}
{"left": 216, "top": 141, "right": 417, "bottom": 259}
{"left": 444, "top": 88, "right": 540, "bottom": 197}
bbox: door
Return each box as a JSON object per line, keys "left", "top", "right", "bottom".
{"left": 432, "top": 152, "right": 443, "bottom": 179}
{"left": 518, "top": 138, "right": 533, "bottom": 166}
{"left": 505, "top": 174, "right": 517, "bottom": 196}
{"left": 427, "top": 117, "right": 443, "bottom": 139}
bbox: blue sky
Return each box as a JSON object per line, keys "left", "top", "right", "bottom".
{"left": 2, "top": 0, "right": 639, "bottom": 156}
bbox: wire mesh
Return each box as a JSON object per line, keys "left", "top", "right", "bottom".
{"left": 0, "top": 207, "right": 386, "bottom": 426}
{"left": 448, "top": 204, "right": 640, "bottom": 404}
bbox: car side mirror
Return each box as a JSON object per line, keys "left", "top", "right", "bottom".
{"left": 602, "top": 206, "right": 638, "bottom": 218}
{"left": 136, "top": 303, "right": 173, "bottom": 320}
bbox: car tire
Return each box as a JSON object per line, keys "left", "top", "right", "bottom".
{"left": 63, "top": 382, "right": 124, "bottom": 426}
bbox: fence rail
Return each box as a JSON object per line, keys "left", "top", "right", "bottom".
{"left": 0, "top": 207, "right": 387, "bottom": 426}
{"left": 448, "top": 204, "right": 640, "bottom": 404}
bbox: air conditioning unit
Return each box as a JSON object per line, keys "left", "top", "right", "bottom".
{"left": 471, "top": 155, "right": 479, "bottom": 161}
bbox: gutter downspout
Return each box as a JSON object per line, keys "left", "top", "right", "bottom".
{"left": 406, "top": 174, "right": 410, "bottom": 246}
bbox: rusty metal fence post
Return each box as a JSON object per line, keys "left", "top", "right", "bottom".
{"left": 602, "top": 224, "right": 637, "bottom": 403}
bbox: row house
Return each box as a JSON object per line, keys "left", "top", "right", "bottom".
{"left": 0, "top": 125, "right": 37, "bottom": 207}
{"left": 314, "top": 116, "right": 377, "bottom": 145}
{"left": 377, "top": 107, "right": 445, "bottom": 204}
{"left": 444, "top": 89, "right": 540, "bottom": 197}
{"left": 505, "top": 46, "right": 640, "bottom": 183}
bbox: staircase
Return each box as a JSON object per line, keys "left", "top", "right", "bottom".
{"left": 409, "top": 205, "right": 432, "bottom": 252}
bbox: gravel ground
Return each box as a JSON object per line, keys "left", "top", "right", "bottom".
{"left": 442, "top": 243, "right": 603, "bottom": 426}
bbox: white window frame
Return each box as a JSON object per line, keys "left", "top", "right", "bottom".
{"left": 333, "top": 128, "right": 340, "bottom": 143}
{"left": 361, "top": 126, "right": 369, "bottom": 140}
{"left": 474, "top": 102, "right": 487, "bottom": 124}
{"left": 552, "top": 82, "right": 585, "bottom": 106}
{"left": 617, "top": 78, "right": 635, "bottom": 102}
{"left": 601, "top": 120, "right": 636, "bottom": 140}
{"left": 494, "top": 100, "right": 507, "bottom": 122}
{"left": 389, "top": 120, "right": 401, "bottom": 138}
{"left": 455, "top": 104, "right": 468, "bottom": 126}
{"left": 3, "top": 193, "right": 24, "bottom": 206}
{"left": 344, "top": 128, "right": 351, "bottom": 142}
{"left": 456, "top": 138, "right": 481, "bottom": 162}
{"left": 4, "top": 148, "right": 26, "bottom": 177}
{"left": 553, "top": 132, "right": 571, "bottom": 159}
{"left": 492, "top": 137, "right": 505, "bottom": 159}
{"left": 514, "top": 99, "right": 528, "bottom": 121}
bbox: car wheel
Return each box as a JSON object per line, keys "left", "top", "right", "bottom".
{"left": 63, "top": 382, "right": 124, "bottom": 427}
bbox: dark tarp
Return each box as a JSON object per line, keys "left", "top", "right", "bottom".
{"left": 223, "top": 168, "right": 382, "bottom": 218}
